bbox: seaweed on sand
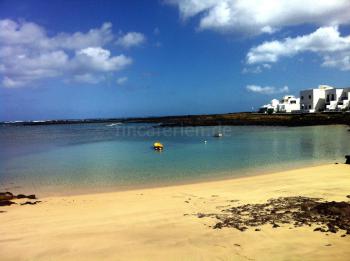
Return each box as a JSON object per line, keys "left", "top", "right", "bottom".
{"left": 197, "top": 196, "right": 350, "bottom": 235}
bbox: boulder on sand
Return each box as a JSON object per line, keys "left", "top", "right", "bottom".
{"left": 0, "top": 192, "right": 14, "bottom": 201}
{"left": 16, "top": 194, "right": 36, "bottom": 200}
{"left": 0, "top": 200, "right": 16, "bottom": 206}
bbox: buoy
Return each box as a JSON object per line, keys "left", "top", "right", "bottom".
{"left": 204, "top": 140, "right": 207, "bottom": 144}
{"left": 153, "top": 142, "right": 164, "bottom": 151}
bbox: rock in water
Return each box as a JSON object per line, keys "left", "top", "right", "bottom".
{"left": 346, "top": 155, "right": 350, "bottom": 164}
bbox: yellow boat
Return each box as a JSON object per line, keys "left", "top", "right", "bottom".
{"left": 153, "top": 142, "right": 164, "bottom": 151}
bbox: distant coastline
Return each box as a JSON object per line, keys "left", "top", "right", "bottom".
{"left": 2, "top": 112, "right": 350, "bottom": 127}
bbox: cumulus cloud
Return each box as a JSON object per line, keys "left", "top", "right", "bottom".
{"left": 73, "top": 47, "right": 132, "bottom": 72}
{"left": 116, "top": 76, "right": 128, "bottom": 85}
{"left": 116, "top": 32, "right": 146, "bottom": 48}
{"left": 246, "top": 85, "right": 289, "bottom": 95}
{"left": 0, "top": 19, "right": 136, "bottom": 87}
{"left": 246, "top": 26, "right": 350, "bottom": 70}
{"left": 167, "top": 0, "right": 350, "bottom": 35}
{"left": 0, "top": 19, "right": 114, "bottom": 50}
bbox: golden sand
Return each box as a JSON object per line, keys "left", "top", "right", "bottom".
{"left": 0, "top": 164, "right": 349, "bottom": 260}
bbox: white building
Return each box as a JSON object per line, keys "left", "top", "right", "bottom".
{"left": 325, "top": 87, "right": 350, "bottom": 111}
{"left": 277, "top": 95, "right": 300, "bottom": 113}
{"left": 259, "top": 99, "right": 279, "bottom": 113}
{"left": 338, "top": 88, "right": 350, "bottom": 111}
{"left": 259, "top": 95, "right": 300, "bottom": 113}
{"left": 259, "top": 84, "right": 349, "bottom": 114}
{"left": 300, "top": 85, "right": 333, "bottom": 112}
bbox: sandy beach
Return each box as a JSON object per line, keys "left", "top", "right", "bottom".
{"left": 1, "top": 163, "right": 350, "bottom": 261}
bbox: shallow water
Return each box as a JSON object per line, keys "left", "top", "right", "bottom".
{"left": 0, "top": 123, "right": 349, "bottom": 196}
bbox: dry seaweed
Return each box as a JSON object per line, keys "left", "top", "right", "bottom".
{"left": 197, "top": 196, "right": 350, "bottom": 235}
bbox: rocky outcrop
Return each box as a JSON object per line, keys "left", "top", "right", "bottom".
{"left": 3, "top": 112, "right": 350, "bottom": 127}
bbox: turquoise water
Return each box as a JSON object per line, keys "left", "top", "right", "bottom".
{"left": 0, "top": 123, "right": 349, "bottom": 196}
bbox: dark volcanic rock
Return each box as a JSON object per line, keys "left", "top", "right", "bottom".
{"left": 0, "top": 192, "right": 14, "bottom": 201}
{"left": 0, "top": 191, "right": 39, "bottom": 210}
{"left": 16, "top": 194, "right": 36, "bottom": 200}
{"left": 0, "top": 200, "right": 16, "bottom": 206}
{"left": 197, "top": 196, "right": 350, "bottom": 235}
{"left": 20, "top": 201, "right": 41, "bottom": 205}
{"left": 312, "top": 201, "right": 350, "bottom": 217}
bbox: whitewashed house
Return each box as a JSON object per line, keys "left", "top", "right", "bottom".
{"left": 338, "top": 88, "right": 350, "bottom": 111}
{"left": 259, "top": 84, "right": 349, "bottom": 114}
{"left": 325, "top": 87, "right": 350, "bottom": 111}
{"left": 259, "top": 96, "right": 300, "bottom": 113}
{"left": 300, "top": 85, "right": 333, "bottom": 112}
{"left": 277, "top": 95, "right": 300, "bottom": 113}
{"left": 259, "top": 99, "right": 279, "bottom": 113}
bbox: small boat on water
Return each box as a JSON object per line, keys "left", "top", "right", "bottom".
{"left": 106, "top": 123, "right": 122, "bottom": 127}
{"left": 214, "top": 133, "right": 223, "bottom": 138}
{"left": 153, "top": 142, "right": 164, "bottom": 151}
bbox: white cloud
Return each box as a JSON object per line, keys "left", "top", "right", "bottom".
{"left": 246, "top": 26, "right": 350, "bottom": 71}
{"left": 2, "top": 77, "right": 27, "bottom": 88}
{"left": 0, "top": 19, "right": 134, "bottom": 87}
{"left": 116, "top": 32, "right": 146, "bottom": 48}
{"left": 246, "top": 85, "right": 289, "bottom": 95}
{"left": 322, "top": 53, "right": 350, "bottom": 71}
{"left": 166, "top": 0, "right": 350, "bottom": 35}
{"left": 0, "top": 19, "right": 114, "bottom": 50}
{"left": 73, "top": 73, "right": 105, "bottom": 84}
{"left": 73, "top": 47, "right": 132, "bottom": 72}
{"left": 1, "top": 50, "right": 69, "bottom": 87}
{"left": 117, "top": 76, "right": 128, "bottom": 85}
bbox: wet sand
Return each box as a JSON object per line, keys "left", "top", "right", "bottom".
{"left": 0, "top": 164, "right": 349, "bottom": 260}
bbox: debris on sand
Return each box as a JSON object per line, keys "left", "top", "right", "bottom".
{"left": 197, "top": 196, "right": 350, "bottom": 235}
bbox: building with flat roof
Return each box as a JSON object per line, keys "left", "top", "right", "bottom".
{"left": 259, "top": 85, "right": 349, "bottom": 114}
{"left": 259, "top": 95, "right": 300, "bottom": 113}
{"left": 300, "top": 85, "right": 333, "bottom": 112}
{"left": 277, "top": 95, "right": 300, "bottom": 113}
{"left": 325, "top": 87, "right": 350, "bottom": 111}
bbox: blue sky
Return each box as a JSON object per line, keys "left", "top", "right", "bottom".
{"left": 1, "top": 0, "right": 350, "bottom": 121}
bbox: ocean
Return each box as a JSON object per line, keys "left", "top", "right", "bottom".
{"left": 1, "top": 123, "right": 349, "bottom": 196}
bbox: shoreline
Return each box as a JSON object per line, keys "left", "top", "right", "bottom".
{"left": 1, "top": 163, "right": 350, "bottom": 260}
{"left": 2, "top": 112, "right": 350, "bottom": 127}
{"left": 2, "top": 159, "right": 337, "bottom": 198}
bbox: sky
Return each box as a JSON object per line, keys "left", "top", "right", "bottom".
{"left": 0, "top": 0, "right": 350, "bottom": 121}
